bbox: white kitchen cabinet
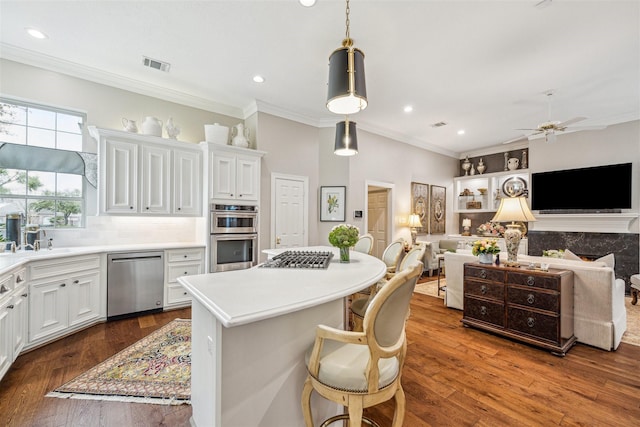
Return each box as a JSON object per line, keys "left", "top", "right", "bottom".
{"left": 141, "top": 144, "right": 171, "bottom": 214}
{"left": 164, "top": 247, "right": 205, "bottom": 308}
{"left": 0, "top": 267, "right": 27, "bottom": 382}
{"left": 89, "top": 126, "right": 203, "bottom": 216}
{"left": 209, "top": 144, "right": 265, "bottom": 202}
{"left": 28, "top": 255, "right": 102, "bottom": 345}
{"left": 173, "top": 149, "right": 202, "bottom": 215}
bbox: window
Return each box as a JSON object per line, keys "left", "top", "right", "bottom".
{"left": 0, "top": 99, "right": 87, "bottom": 231}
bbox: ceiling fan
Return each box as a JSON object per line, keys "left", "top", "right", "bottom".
{"left": 503, "top": 91, "right": 606, "bottom": 144}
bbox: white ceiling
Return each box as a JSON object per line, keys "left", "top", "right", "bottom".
{"left": 1, "top": 0, "right": 639, "bottom": 158}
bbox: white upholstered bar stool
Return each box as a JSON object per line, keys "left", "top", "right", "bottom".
{"left": 302, "top": 262, "right": 423, "bottom": 427}
{"left": 351, "top": 245, "right": 425, "bottom": 332}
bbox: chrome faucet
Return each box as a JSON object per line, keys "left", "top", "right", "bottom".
{"left": 9, "top": 241, "right": 17, "bottom": 253}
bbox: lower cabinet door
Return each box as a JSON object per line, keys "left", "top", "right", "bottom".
{"left": 68, "top": 271, "right": 101, "bottom": 327}
{"left": 0, "top": 307, "right": 11, "bottom": 381}
{"left": 30, "top": 279, "right": 69, "bottom": 342}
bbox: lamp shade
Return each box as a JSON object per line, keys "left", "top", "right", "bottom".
{"left": 334, "top": 120, "right": 358, "bottom": 156}
{"left": 491, "top": 197, "right": 536, "bottom": 222}
{"left": 327, "top": 46, "right": 368, "bottom": 115}
{"left": 462, "top": 218, "right": 471, "bottom": 228}
{"left": 408, "top": 214, "right": 421, "bottom": 228}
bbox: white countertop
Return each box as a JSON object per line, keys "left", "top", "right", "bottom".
{"left": 0, "top": 242, "right": 205, "bottom": 275}
{"left": 178, "top": 246, "right": 386, "bottom": 328}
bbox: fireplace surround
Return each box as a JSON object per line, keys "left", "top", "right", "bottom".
{"left": 528, "top": 230, "right": 639, "bottom": 294}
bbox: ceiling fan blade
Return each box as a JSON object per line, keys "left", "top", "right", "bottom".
{"left": 564, "top": 124, "right": 608, "bottom": 131}
{"left": 556, "top": 117, "right": 587, "bottom": 128}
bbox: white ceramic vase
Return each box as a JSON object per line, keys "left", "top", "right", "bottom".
{"left": 478, "top": 253, "right": 494, "bottom": 264}
{"left": 141, "top": 116, "right": 163, "bottom": 137}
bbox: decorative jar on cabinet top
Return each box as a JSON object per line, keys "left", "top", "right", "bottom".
{"left": 141, "top": 116, "right": 163, "bottom": 137}
{"left": 231, "top": 123, "right": 250, "bottom": 148}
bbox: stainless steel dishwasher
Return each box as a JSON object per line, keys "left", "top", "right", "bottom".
{"left": 107, "top": 251, "right": 164, "bottom": 319}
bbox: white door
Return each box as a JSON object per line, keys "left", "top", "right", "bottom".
{"left": 368, "top": 189, "right": 388, "bottom": 259}
{"left": 272, "top": 174, "right": 308, "bottom": 249}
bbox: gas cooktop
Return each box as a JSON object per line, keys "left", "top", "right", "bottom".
{"left": 259, "top": 250, "right": 334, "bottom": 269}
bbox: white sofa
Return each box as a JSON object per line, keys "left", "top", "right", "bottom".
{"left": 444, "top": 251, "right": 627, "bottom": 351}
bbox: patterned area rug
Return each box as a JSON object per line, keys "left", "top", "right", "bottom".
{"left": 622, "top": 297, "right": 640, "bottom": 347}
{"left": 414, "top": 278, "right": 445, "bottom": 300}
{"left": 47, "top": 319, "right": 191, "bottom": 405}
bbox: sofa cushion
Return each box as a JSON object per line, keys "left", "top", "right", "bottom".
{"left": 563, "top": 249, "right": 615, "bottom": 268}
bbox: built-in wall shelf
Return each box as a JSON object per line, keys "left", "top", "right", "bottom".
{"left": 529, "top": 213, "right": 639, "bottom": 233}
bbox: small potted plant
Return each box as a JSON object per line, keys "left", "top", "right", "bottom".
{"left": 472, "top": 239, "right": 501, "bottom": 264}
{"left": 328, "top": 224, "right": 360, "bottom": 263}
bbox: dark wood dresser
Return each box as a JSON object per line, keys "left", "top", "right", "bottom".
{"left": 462, "top": 262, "right": 576, "bottom": 356}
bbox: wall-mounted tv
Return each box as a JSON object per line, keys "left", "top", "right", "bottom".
{"left": 531, "top": 163, "right": 632, "bottom": 212}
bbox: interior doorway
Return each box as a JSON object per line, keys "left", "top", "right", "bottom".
{"left": 271, "top": 173, "right": 309, "bottom": 249}
{"left": 365, "top": 181, "right": 394, "bottom": 259}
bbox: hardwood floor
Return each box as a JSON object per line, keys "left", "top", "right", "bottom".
{"left": 2, "top": 296, "right": 640, "bottom": 426}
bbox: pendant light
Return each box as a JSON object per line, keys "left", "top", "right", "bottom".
{"left": 326, "top": 0, "right": 367, "bottom": 115}
{"left": 334, "top": 117, "right": 358, "bottom": 156}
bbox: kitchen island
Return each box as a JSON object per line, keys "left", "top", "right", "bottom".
{"left": 177, "top": 246, "right": 386, "bottom": 427}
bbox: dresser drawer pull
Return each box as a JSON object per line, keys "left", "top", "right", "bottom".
{"left": 479, "top": 270, "right": 487, "bottom": 279}
{"left": 527, "top": 276, "right": 535, "bottom": 286}
{"left": 480, "top": 285, "right": 487, "bottom": 295}
{"left": 527, "top": 317, "right": 535, "bottom": 328}
{"left": 480, "top": 306, "right": 488, "bottom": 316}
{"left": 527, "top": 294, "right": 535, "bottom": 305}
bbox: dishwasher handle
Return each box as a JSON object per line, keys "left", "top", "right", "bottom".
{"left": 110, "top": 255, "right": 163, "bottom": 263}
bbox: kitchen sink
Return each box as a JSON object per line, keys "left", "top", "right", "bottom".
{"left": 0, "top": 247, "right": 79, "bottom": 258}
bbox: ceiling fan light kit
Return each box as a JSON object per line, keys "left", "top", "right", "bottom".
{"left": 328, "top": 0, "right": 367, "bottom": 156}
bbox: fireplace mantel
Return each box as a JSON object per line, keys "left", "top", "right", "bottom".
{"left": 529, "top": 213, "right": 639, "bottom": 233}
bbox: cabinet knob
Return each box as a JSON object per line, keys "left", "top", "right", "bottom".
{"left": 184, "top": 272, "right": 188, "bottom": 275}
{"left": 527, "top": 294, "right": 535, "bottom": 305}
{"left": 184, "top": 255, "right": 188, "bottom": 258}
{"left": 480, "top": 285, "right": 487, "bottom": 295}
{"left": 527, "top": 276, "right": 535, "bottom": 286}
{"left": 527, "top": 317, "right": 535, "bottom": 328}
{"left": 0, "top": 285, "right": 7, "bottom": 294}
{"left": 480, "top": 306, "right": 488, "bottom": 316}
{"left": 146, "top": 207, "right": 150, "bottom": 210}
{"left": 178, "top": 207, "right": 182, "bottom": 210}
{"left": 479, "top": 270, "right": 487, "bottom": 279}
{"left": 130, "top": 206, "right": 134, "bottom": 209}
{"left": 230, "top": 194, "right": 234, "bottom": 197}
{"left": 183, "top": 292, "right": 188, "bottom": 295}
{"left": 16, "top": 275, "right": 24, "bottom": 283}
{"left": 21, "top": 293, "right": 28, "bottom": 298}
{"left": 74, "top": 280, "right": 79, "bottom": 284}
{"left": 61, "top": 283, "right": 66, "bottom": 287}
{"left": 6, "top": 304, "right": 14, "bottom": 309}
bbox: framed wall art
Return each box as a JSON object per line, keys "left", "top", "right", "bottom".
{"left": 320, "top": 186, "right": 346, "bottom": 222}
{"left": 411, "top": 182, "right": 429, "bottom": 234}
{"left": 430, "top": 185, "right": 446, "bottom": 235}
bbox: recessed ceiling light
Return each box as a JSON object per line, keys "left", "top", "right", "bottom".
{"left": 253, "top": 75, "right": 265, "bottom": 83}
{"left": 299, "top": 0, "right": 317, "bottom": 6}
{"left": 457, "top": 129, "right": 465, "bottom": 135}
{"left": 403, "top": 105, "right": 413, "bottom": 113}
{"left": 25, "top": 27, "right": 48, "bottom": 39}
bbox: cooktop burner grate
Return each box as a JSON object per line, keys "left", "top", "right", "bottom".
{"left": 260, "top": 250, "right": 334, "bottom": 269}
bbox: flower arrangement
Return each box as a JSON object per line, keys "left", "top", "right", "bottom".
{"left": 476, "top": 221, "right": 505, "bottom": 237}
{"left": 543, "top": 249, "right": 565, "bottom": 258}
{"left": 471, "top": 239, "right": 501, "bottom": 256}
{"left": 328, "top": 224, "right": 360, "bottom": 248}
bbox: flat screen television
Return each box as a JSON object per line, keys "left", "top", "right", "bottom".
{"left": 531, "top": 163, "right": 632, "bottom": 212}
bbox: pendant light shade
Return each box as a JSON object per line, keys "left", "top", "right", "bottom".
{"left": 326, "top": 0, "right": 367, "bottom": 115}
{"left": 334, "top": 119, "right": 358, "bottom": 156}
{"left": 327, "top": 43, "right": 367, "bottom": 115}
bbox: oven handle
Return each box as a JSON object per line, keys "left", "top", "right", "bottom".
{"left": 211, "top": 211, "right": 257, "bottom": 218}
{"left": 212, "top": 233, "right": 258, "bottom": 241}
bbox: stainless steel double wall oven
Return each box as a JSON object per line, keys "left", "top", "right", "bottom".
{"left": 209, "top": 204, "right": 258, "bottom": 272}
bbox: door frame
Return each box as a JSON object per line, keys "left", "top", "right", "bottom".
{"left": 364, "top": 180, "right": 395, "bottom": 247}
{"left": 270, "top": 172, "right": 309, "bottom": 248}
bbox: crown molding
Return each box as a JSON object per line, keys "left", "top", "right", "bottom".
{"left": 0, "top": 43, "right": 245, "bottom": 118}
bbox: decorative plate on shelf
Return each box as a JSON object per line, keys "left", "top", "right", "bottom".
{"left": 502, "top": 177, "right": 527, "bottom": 198}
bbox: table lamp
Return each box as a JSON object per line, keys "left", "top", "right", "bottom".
{"left": 408, "top": 214, "right": 421, "bottom": 246}
{"left": 491, "top": 197, "right": 536, "bottom": 266}
{"left": 462, "top": 218, "right": 471, "bottom": 236}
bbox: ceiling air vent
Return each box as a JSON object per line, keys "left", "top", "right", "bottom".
{"left": 142, "top": 56, "right": 171, "bottom": 72}
{"left": 430, "top": 121, "right": 448, "bottom": 128}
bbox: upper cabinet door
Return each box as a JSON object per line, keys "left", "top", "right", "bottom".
{"left": 104, "top": 139, "right": 138, "bottom": 213}
{"left": 141, "top": 144, "right": 171, "bottom": 214}
{"left": 210, "top": 152, "right": 237, "bottom": 200}
{"left": 174, "top": 149, "right": 202, "bottom": 215}
{"left": 235, "top": 155, "right": 259, "bottom": 201}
